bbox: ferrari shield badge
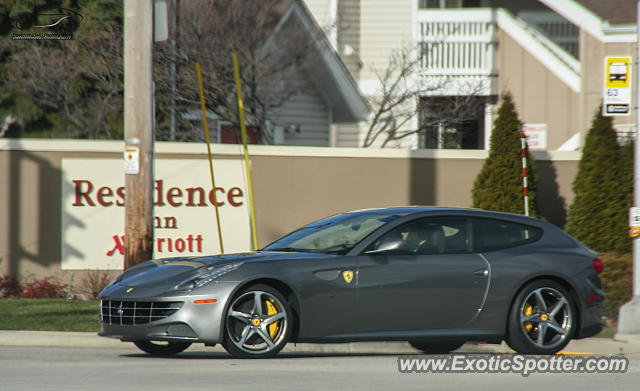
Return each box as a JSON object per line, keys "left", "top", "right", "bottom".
{"left": 342, "top": 270, "right": 354, "bottom": 284}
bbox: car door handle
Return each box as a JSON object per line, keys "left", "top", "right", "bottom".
{"left": 473, "top": 268, "right": 488, "bottom": 277}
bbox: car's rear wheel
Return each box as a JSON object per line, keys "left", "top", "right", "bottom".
{"left": 507, "top": 279, "right": 576, "bottom": 354}
{"left": 133, "top": 340, "right": 191, "bottom": 356}
{"left": 222, "top": 284, "right": 292, "bottom": 359}
{"left": 409, "top": 341, "right": 464, "bottom": 354}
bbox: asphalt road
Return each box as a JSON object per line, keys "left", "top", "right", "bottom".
{"left": 1, "top": 345, "right": 639, "bottom": 391}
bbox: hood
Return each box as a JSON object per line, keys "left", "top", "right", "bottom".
{"left": 101, "top": 251, "right": 333, "bottom": 297}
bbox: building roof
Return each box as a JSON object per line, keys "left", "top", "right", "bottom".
{"left": 575, "top": 0, "right": 637, "bottom": 25}
{"left": 270, "top": 0, "right": 370, "bottom": 122}
{"left": 540, "top": 0, "right": 637, "bottom": 41}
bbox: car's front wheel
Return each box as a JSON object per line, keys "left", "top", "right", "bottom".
{"left": 222, "top": 284, "right": 292, "bottom": 358}
{"left": 133, "top": 340, "right": 191, "bottom": 356}
{"left": 507, "top": 279, "right": 576, "bottom": 354}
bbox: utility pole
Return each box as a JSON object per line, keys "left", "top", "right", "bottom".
{"left": 123, "top": 0, "right": 154, "bottom": 269}
{"left": 169, "top": 0, "right": 178, "bottom": 141}
{"left": 618, "top": 0, "right": 640, "bottom": 335}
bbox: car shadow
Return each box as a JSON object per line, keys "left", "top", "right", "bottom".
{"left": 119, "top": 345, "right": 507, "bottom": 360}
{"left": 119, "top": 351, "right": 411, "bottom": 360}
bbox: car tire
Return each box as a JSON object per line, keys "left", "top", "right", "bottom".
{"left": 506, "top": 279, "right": 576, "bottom": 354}
{"left": 222, "top": 284, "right": 292, "bottom": 359}
{"left": 133, "top": 340, "right": 191, "bottom": 356}
{"left": 409, "top": 341, "right": 464, "bottom": 354}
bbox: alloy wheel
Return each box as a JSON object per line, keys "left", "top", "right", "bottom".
{"left": 224, "top": 287, "right": 290, "bottom": 358}
{"left": 507, "top": 279, "right": 576, "bottom": 354}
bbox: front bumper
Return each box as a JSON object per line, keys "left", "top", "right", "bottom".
{"left": 98, "top": 281, "right": 238, "bottom": 344}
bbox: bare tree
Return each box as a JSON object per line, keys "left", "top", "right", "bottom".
{"left": 77, "top": 269, "right": 119, "bottom": 300}
{"left": 154, "top": 0, "right": 315, "bottom": 143}
{"left": 418, "top": 91, "right": 489, "bottom": 149}
{"left": 362, "top": 46, "right": 487, "bottom": 148}
{"left": 3, "top": 0, "right": 314, "bottom": 142}
{"left": 5, "top": 25, "right": 123, "bottom": 139}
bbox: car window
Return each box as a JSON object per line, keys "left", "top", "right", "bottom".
{"left": 473, "top": 217, "right": 542, "bottom": 252}
{"left": 366, "top": 217, "right": 472, "bottom": 255}
{"left": 262, "top": 211, "right": 404, "bottom": 255}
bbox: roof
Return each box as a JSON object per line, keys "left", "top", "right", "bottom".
{"left": 539, "top": 0, "right": 637, "bottom": 41}
{"left": 345, "top": 206, "right": 544, "bottom": 222}
{"left": 575, "top": 0, "right": 637, "bottom": 25}
{"left": 269, "top": 0, "right": 370, "bottom": 122}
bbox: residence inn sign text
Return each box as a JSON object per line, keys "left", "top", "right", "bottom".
{"left": 61, "top": 159, "right": 251, "bottom": 270}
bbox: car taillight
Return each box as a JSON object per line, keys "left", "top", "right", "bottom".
{"left": 592, "top": 258, "right": 603, "bottom": 275}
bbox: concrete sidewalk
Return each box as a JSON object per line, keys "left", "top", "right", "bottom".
{"left": 1, "top": 330, "right": 640, "bottom": 355}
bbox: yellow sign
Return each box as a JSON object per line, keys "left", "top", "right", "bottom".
{"left": 124, "top": 146, "right": 139, "bottom": 174}
{"left": 629, "top": 207, "right": 640, "bottom": 238}
{"left": 605, "top": 57, "right": 630, "bottom": 88}
{"left": 342, "top": 270, "right": 354, "bottom": 284}
{"left": 603, "top": 56, "right": 632, "bottom": 116}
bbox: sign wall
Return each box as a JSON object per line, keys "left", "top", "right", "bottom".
{"left": 61, "top": 159, "right": 251, "bottom": 270}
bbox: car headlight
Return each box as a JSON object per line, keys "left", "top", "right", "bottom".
{"left": 174, "top": 262, "right": 243, "bottom": 291}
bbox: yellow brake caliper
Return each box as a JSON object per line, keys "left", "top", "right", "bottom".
{"left": 523, "top": 303, "right": 533, "bottom": 332}
{"left": 266, "top": 299, "right": 280, "bottom": 339}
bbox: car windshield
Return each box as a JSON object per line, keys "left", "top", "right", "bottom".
{"left": 262, "top": 211, "right": 403, "bottom": 255}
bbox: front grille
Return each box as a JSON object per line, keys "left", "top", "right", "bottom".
{"left": 100, "top": 300, "right": 184, "bottom": 325}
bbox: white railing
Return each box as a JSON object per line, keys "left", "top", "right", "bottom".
{"left": 417, "top": 9, "right": 497, "bottom": 76}
{"left": 518, "top": 11, "right": 578, "bottom": 59}
{"left": 495, "top": 8, "right": 580, "bottom": 93}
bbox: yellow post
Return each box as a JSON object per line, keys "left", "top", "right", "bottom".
{"left": 232, "top": 52, "right": 259, "bottom": 251}
{"left": 196, "top": 62, "right": 224, "bottom": 254}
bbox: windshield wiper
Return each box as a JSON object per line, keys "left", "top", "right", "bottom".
{"left": 268, "top": 247, "right": 297, "bottom": 252}
{"left": 267, "top": 247, "right": 323, "bottom": 253}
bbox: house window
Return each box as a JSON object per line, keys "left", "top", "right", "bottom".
{"left": 419, "top": 96, "right": 487, "bottom": 149}
{"left": 419, "top": 0, "right": 478, "bottom": 8}
{"left": 419, "top": 0, "right": 442, "bottom": 8}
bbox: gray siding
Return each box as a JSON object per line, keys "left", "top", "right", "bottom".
{"left": 271, "top": 79, "right": 331, "bottom": 146}
{"left": 335, "top": 123, "right": 363, "bottom": 146}
{"left": 338, "top": 0, "right": 362, "bottom": 79}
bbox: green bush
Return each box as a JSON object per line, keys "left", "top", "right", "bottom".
{"left": 472, "top": 92, "right": 540, "bottom": 216}
{"left": 566, "top": 107, "right": 631, "bottom": 253}
{"left": 599, "top": 252, "right": 633, "bottom": 320}
{"left": 614, "top": 142, "right": 633, "bottom": 254}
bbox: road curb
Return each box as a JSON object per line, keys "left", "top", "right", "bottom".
{"left": 1, "top": 330, "right": 639, "bottom": 355}
{"left": 0, "top": 331, "right": 124, "bottom": 348}
{"left": 615, "top": 333, "right": 640, "bottom": 343}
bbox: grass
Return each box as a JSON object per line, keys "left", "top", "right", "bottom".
{"left": 0, "top": 298, "right": 100, "bottom": 332}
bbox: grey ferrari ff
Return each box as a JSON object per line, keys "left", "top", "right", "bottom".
{"left": 99, "top": 207, "right": 605, "bottom": 358}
